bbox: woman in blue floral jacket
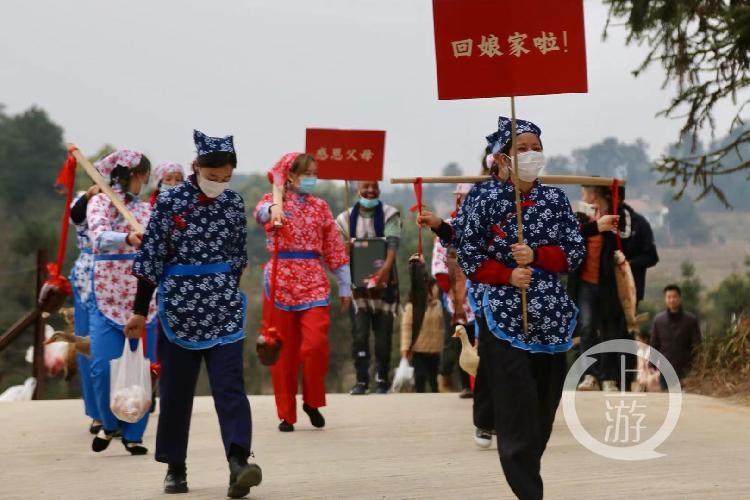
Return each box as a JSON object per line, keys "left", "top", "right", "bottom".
{"left": 453, "top": 116, "right": 585, "bottom": 500}
{"left": 127, "top": 130, "right": 261, "bottom": 498}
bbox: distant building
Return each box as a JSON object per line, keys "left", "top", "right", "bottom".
{"left": 626, "top": 196, "right": 669, "bottom": 228}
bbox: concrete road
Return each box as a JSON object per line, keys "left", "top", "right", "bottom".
{"left": 1, "top": 392, "right": 749, "bottom": 499}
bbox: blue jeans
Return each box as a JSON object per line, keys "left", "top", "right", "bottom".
{"left": 576, "top": 281, "right": 624, "bottom": 382}
{"left": 576, "top": 281, "right": 600, "bottom": 379}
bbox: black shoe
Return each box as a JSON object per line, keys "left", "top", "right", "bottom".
{"left": 302, "top": 403, "right": 325, "bottom": 428}
{"left": 91, "top": 429, "right": 114, "bottom": 452}
{"left": 227, "top": 457, "right": 262, "bottom": 499}
{"left": 89, "top": 421, "right": 103, "bottom": 435}
{"left": 122, "top": 439, "right": 148, "bottom": 455}
{"left": 164, "top": 464, "right": 189, "bottom": 494}
{"left": 459, "top": 388, "right": 474, "bottom": 399}
{"left": 278, "top": 420, "right": 294, "bottom": 432}
{"left": 375, "top": 382, "right": 389, "bottom": 394}
{"left": 350, "top": 382, "right": 369, "bottom": 395}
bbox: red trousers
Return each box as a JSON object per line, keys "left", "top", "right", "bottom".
{"left": 262, "top": 297, "right": 330, "bottom": 424}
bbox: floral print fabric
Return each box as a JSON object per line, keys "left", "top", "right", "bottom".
{"left": 70, "top": 193, "right": 93, "bottom": 304}
{"left": 132, "top": 178, "right": 248, "bottom": 348}
{"left": 93, "top": 150, "right": 143, "bottom": 178}
{"left": 453, "top": 180, "right": 585, "bottom": 353}
{"left": 254, "top": 191, "right": 349, "bottom": 309}
{"left": 87, "top": 187, "right": 156, "bottom": 326}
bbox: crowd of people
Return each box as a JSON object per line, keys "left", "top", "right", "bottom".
{"left": 62, "top": 117, "right": 705, "bottom": 499}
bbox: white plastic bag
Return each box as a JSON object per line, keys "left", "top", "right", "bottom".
{"left": 110, "top": 339, "right": 152, "bottom": 423}
{"left": 391, "top": 356, "right": 415, "bottom": 393}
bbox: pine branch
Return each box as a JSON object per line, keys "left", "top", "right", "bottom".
{"left": 604, "top": 0, "right": 750, "bottom": 206}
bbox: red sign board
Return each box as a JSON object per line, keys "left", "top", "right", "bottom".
{"left": 432, "top": 0, "right": 588, "bottom": 100}
{"left": 305, "top": 128, "right": 385, "bottom": 181}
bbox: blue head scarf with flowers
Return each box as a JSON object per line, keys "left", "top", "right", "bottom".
{"left": 486, "top": 116, "right": 542, "bottom": 154}
{"left": 193, "top": 129, "right": 235, "bottom": 156}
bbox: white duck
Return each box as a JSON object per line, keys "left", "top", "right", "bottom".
{"left": 453, "top": 325, "right": 479, "bottom": 376}
{"left": 0, "top": 377, "right": 37, "bottom": 401}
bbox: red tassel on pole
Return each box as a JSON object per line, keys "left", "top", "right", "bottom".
{"left": 409, "top": 177, "right": 424, "bottom": 256}
{"left": 611, "top": 178, "right": 623, "bottom": 251}
{"left": 38, "top": 151, "right": 77, "bottom": 313}
{"left": 257, "top": 227, "right": 283, "bottom": 366}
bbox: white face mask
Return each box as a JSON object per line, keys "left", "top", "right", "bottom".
{"left": 511, "top": 151, "right": 545, "bottom": 182}
{"left": 198, "top": 175, "right": 229, "bottom": 198}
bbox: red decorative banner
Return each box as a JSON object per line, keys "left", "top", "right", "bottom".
{"left": 432, "top": 0, "right": 588, "bottom": 99}
{"left": 305, "top": 128, "right": 385, "bottom": 181}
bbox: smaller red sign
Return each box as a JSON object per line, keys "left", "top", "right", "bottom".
{"left": 305, "top": 128, "right": 385, "bottom": 181}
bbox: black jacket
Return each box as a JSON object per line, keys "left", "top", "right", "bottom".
{"left": 617, "top": 204, "right": 659, "bottom": 302}
{"left": 651, "top": 309, "right": 702, "bottom": 378}
{"left": 569, "top": 203, "right": 659, "bottom": 309}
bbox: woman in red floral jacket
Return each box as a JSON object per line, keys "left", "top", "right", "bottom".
{"left": 254, "top": 152, "right": 352, "bottom": 432}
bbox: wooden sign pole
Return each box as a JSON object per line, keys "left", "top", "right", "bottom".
{"left": 509, "top": 97, "right": 528, "bottom": 333}
{"left": 67, "top": 145, "right": 144, "bottom": 234}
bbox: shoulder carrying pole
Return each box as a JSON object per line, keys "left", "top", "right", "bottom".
{"left": 390, "top": 175, "right": 626, "bottom": 186}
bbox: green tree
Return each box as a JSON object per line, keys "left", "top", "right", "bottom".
{"left": 678, "top": 260, "right": 703, "bottom": 316}
{"left": 0, "top": 105, "right": 72, "bottom": 397}
{"left": 708, "top": 271, "right": 750, "bottom": 334}
{"left": 441, "top": 162, "right": 463, "bottom": 177}
{"left": 694, "top": 128, "right": 750, "bottom": 211}
{"left": 548, "top": 137, "right": 656, "bottom": 203}
{"left": 570, "top": 137, "right": 654, "bottom": 189}
{"left": 0, "top": 106, "right": 66, "bottom": 207}
{"left": 605, "top": 1, "right": 750, "bottom": 206}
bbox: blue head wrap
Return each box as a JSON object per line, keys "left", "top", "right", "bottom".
{"left": 193, "top": 129, "right": 235, "bottom": 157}
{"left": 486, "top": 116, "right": 542, "bottom": 154}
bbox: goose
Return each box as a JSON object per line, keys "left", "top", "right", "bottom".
{"left": 44, "top": 330, "right": 90, "bottom": 381}
{"left": 45, "top": 330, "right": 91, "bottom": 357}
{"left": 453, "top": 325, "right": 479, "bottom": 376}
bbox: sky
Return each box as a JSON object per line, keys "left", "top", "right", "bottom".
{"left": 0, "top": 0, "right": 742, "bottom": 178}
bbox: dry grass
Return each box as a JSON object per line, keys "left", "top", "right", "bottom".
{"left": 683, "top": 315, "right": 750, "bottom": 404}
